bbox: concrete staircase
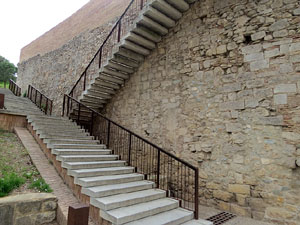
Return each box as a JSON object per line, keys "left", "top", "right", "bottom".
{"left": 76, "top": 0, "right": 197, "bottom": 111}
{"left": 27, "top": 114, "right": 211, "bottom": 225}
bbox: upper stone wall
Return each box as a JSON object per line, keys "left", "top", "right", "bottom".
{"left": 19, "top": 0, "right": 130, "bottom": 62}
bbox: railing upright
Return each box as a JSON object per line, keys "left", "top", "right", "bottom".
{"left": 27, "top": 85, "right": 53, "bottom": 115}
{"left": 9, "top": 79, "right": 21, "bottom": 97}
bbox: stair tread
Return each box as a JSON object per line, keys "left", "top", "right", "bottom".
{"left": 63, "top": 161, "right": 126, "bottom": 166}
{"left": 71, "top": 166, "right": 134, "bottom": 174}
{"left": 124, "top": 208, "right": 194, "bottom": 225}
{"left": 102, "top": 198, "right": 178, "bottom": 223}
{"left": 77, "top": 173, "right": 143, "bottom": 182}
{"left": 94, "top": 189, "right": 165, "bottom": 206}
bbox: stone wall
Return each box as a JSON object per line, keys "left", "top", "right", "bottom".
{"left": 102, "top": 0, "right": 300, "bottom": 224}
{"left": 17, "top": 20, "right": 116, "bottom": 115}
{"left": 0, "top": 193, "right": 57, "bottom": 225}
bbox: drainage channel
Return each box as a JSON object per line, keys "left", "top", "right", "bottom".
{"left": 206, "top": 212, "right": 236, "bottom": 225}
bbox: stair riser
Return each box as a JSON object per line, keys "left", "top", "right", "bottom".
{"left": 101, "top": 201, "right": 179, "bottom": 224}
{"left": 92, "top": 191, "right": 166, "bottom": 211}
{"left": 51, "top": 145, "right": 105, "bottom": 149}
{"left": 44, "top": 139, "right": 99, "bottom": 145}
{"left": 40, "top": 134, "right": 92, "bottom": 140}
{"left": 57, "top": 156, "right": 118, "bottom": 162}
{"left": 52, "top": 150, "right": 111, "bottom": 156}
{"left": 82, "top": 183, "right": 154, "bottom": 198}
{"left": 75, "top": 175, "right": 143, "bottom": 187}
{"left": 68, "top": 168, "right": 134, "bottom": 178}
{"left": 62, "top": 162, "right": 126, "bottom": 170}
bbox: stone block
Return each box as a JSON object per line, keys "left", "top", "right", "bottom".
{"left": 218, "top": 201, "right": 231, "bottom": 211}
{"left": 230, "top": 204, "right": 251, "bottom": 217}
{"left": 257, "top": 116, "right": 284, "bottom": 126}
{"left": 241, "top": 44, "right": 262, "bottom": 54}
{"left": 293, "top": 8, "right": 300, "bottom": 15}
{"left": 221, "top": 83, "right": 242, "bottom": 93}
{"left": 226, "top": 123, "right": 243, "bottom": 132}
{"left": 274, "top": 84, "right": 296, "bottom": 93}
{"left": 274, "top": 94, "right": 287, "bottom": 105}
{"left": 0, "top": 205, "right": 14, "bottom": 225}
{"left": 42, "top": 200, "right": 57, "bottom": 211}
{"left": 246, "top": 79, "right": 264, "bottom": 88}
{"left": 291, "top": 54, "right": 300, "bottom": 63}
{"left": 16, "top": 201, "right": 42, "bottom": 214}
{"left": 15, "top": 215, "right": 34, "bottom": 225}
{"left": 244, "top": 52, "right": 264, "bottom": 62}
{"left": 228, "top": 184, "right": 250, "bottom": 195}
{"left": 264, "top": 48, "right": 280, "bottom": 58}
{"left": 219, "top": 100, "right": 245, "bottom": 111}
{"left": 273, "top": 29, "right": 288, "bottom": 38}
{"left": 251, "top": 31, "right": 266, "bottom": 41}
{"left": 289, "top": 42, "right": 300, "bottom": 52}
{"left": 250, "top": 60, "right": 269, "bottom": 71}
{"left": 245, "top": 98, "right": 259, "bottom": 108}
{"left": 279, "top": 63, "right": 293, "bottom": 74}
{"left": 36, "top": 211, "right": 56, "bottom": 224}
{"left": 269, "top": 19, "right": 289, "bottom": 31}
{"left": 213, "top": 190, "right": 234, "bottom": 201}
{"left": 216, "top": 45, "right": 227, "bottom": 54}
{"left": 236, "top": 194, "right": 247, "bottom": 206}
{"left": 266, "top": 207, "right": 295, "bottom": 220}
{"left": 191, "top": 63, "right": 199, "bottom": 72}
{"left": 233, "top": 155, "right": 244, "bottom": 164}
{"left": 296, "top": 158, "right": 300, "bottom": 167}
{"left": 249, "top": 198, "right": 267, "bottom": 211}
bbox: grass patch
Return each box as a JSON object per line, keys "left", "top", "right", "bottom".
{"left": 0, "top": 129, "right": 52, "bottom": 196}
{"left": 0, "top": 82, "right": 8, "bottom": 89}
{"left": 0, "top": 173, "right": 25, "bottom": 197}
{"left": 29, "top": 178, "right": 53, "bottom": 193}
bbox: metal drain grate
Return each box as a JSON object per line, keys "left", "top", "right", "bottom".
{"left": 206, "top": 212, "right": 236, "bottom": 225}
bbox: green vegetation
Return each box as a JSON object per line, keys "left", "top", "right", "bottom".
{"left": 29, "top": 178, "right": 53, "bottom": 193}
{"left": 0, "top": 81, "right": 8, "bottom": 88}
{"left": 0, "top": 129, "right": 52, "bottom": 196}
{"left": 0, "top": 173, "right": 25, "bottom": 197}
{"left": 0, "top": 56, "right": 17, "bottom": 86}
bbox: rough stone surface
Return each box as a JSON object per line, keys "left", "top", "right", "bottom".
{"left": 16, "top": 0, "right": 300, "bottom": 224}
{"left": 0, "top": 193, "right": 57, "bottom": 225}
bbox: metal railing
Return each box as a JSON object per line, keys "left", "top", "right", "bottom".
{"left": 28, "top": 85, "right": 53, "bottom": 115}
{"left": 9, "top": 79, "right": 21, "bottom": 96}
{"left": 62, "top": 94, "right": 199, "bottom": 219}
{"left": 69, "top": 0, "right": 149, "bottom": 100}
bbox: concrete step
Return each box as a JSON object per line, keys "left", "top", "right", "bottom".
{"left": 62, "top": 160, "right": 126, "bottom": 170}
{"left": 124, "top": 207, "right": 194, "bottom": 225}
{"left": 122, "top": 40, "right": 151, "bottom": 56}
{"left": 81, "top": 98, "right": 106, "bottom": 106}
{"left": 45, "top": 139, "right": 99, "bottom": 145}
{"left": 132, "top": 25, "right": 162, "bottom": 43}
{"left": 151, "top": 0, "right": 182, "bottom": 20}
{"left": 138, "top": 15, "right": 168, "bottom": 35}
{"left": 81, "top": 94, "right": 108, "bottom": 104}
{"left": 91, "top": 189, "right": 166, "bottom": 211}
{"left": 111, "top": 54, "right": 139, "bottom": 68}
{"left": 144, "top": 6, "right": 176, "bottom": 28}
{"left": 125, "top": 32, "right": 156, "bottom": 50}
{"left": 39, "top": 133, "right": 92, "bottom": 140}
{"left": 57, "top": 154, "right": 118, "bottom": 162}
{"left": 165, "top": 0, "right": 189, "bottom": 12}
{"left": 32, "top": 123, "right": 79, "bottom": 130}
{"left": 100, "top": 67, "right": 130, "bottom": 80}
{"left": 83, "top": 90, "right": 112, "bottom": 99}
{"left": 82, "top": 180, "right": 154, "bottom": 198}
{"left": 52, "top": 149, "right": 111, "bottom": 156}
{"left": 27, "top": 115, "right": 69, "bottom": 121}
{"left": 181, "top": 219, "right": 213, "bottom": 225}
{"left": 51, "top": 144, "right": 106, "bottom": 149}
{"left": 75, "top": 173, "right": 144, "bottom": 187}
{"left": 107, "top": 61, "right": 135, "bottom": 74}
{"left": 93, "top": 79, "right": 120, "bottom": 90}
{"left": 97, "top": 73, "right": 124, "bottom": 85}
{"left": 79, "top": 100, "right": 104, "bottom": 109}
{"left": 68, "top": 166, "right": 135, "bottom": 178}
{"left": 35, "top": 128, "right": 87, "bottom": 135}
{"left": 114, "top": 47, "right": 145, "bottom": 62}
{"left": 100, "top": 198, "right": 179, "bottom": 225}
{"left": 89, "top": 84, "right": 116, "bottom": 95}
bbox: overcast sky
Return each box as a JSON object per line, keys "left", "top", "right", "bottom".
{"left": 0, "top": 0, "right": 89, "bottom": 66}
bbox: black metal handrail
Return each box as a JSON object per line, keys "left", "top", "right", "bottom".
{"left": 62, "top": 94, "right": 199, "bottom": 219}
{"left": 69, "top": 0, "right": 148, "bottom": 100}
{"left": 9, "top": 79, "right": 21, "bottom": 96}
{"left": 28, "top": 85, "right": 53, "bottom": 115}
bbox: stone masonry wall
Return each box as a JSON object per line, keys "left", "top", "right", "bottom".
{"left": 103, "top": 0, "right": 300, "bottom": 224}
{"left": 0, "top": 193, "right": 57, "bottom": 225}
{"left": 17, "top": 20, "right": 116, "bottom": 115}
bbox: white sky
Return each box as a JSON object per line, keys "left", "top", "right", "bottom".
{"left": 0, "top": 0, "right": 89, "bottom": 66}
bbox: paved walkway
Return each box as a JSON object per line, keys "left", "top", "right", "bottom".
{"left": 15, "top": 127, "right": 95, "bottom": 225}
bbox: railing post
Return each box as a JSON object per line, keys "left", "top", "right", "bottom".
{"left": 90, "top": 111, "right": 94, "bottom": 136}
{"left": 35, "top": 89, "right": 37, "bottom": 104}
{"left": 67, "top": 96, "right": 70, "bottom": 116}
{"left": 0, "top": 94, "right": 4, "bottom": 109}
{"left": 118, "top": 21, "right": 122, "bottom": 42}
{"left": 128, "top": 134, "right": 132, "bottom": 165}
{"left": 194, "top": 168, "right": 199, "bottom": 219}
{"left": 62, "top": 95, "right": 66, "bottom": 117}
{"left": 77, "top": 104, "right": 81, "bottom": 123}
{"left": 99, "top": 48, "right": 102, "bottom": 68}
{"left": 140, "top": 0, "right": 144, "bottom": 10}
{"left": 156, "top": 150, "right": 160, "bottom": 188}
{"left": 107, "top": 121, "right": 111, "bottom": 148}
{"left": 45, "top": 98, "right": 48, "bottom": 115}
{"left": 83, "top": 72, "right": 86, "bottom": 91}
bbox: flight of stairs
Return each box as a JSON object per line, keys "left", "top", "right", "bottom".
{"left": 76, "top": 0, "right": 197, "bottom": 111}
{"left": 27, "top": 114, "right": 210, "bottom": 225}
